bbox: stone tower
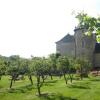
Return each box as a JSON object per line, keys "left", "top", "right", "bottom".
{"left": 74, "top": 27, "right": 96, "bottom": 64}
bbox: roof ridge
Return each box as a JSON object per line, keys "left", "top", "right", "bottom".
{"left": 56, "top": 34, "right": 74, "bottom": 43}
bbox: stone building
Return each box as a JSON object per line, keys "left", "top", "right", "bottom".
{"left": 56, "top": 27, "right": 100, "bottom": 68}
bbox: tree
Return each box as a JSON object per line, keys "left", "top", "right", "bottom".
{"left": 75, "top": 58, "right": 91, "bottom": 80}
{"left": 0, "top": 56, "right": 7, "bottom": 80}
{"left": 7, "top": 55, "right": 20, "bottom": 88}
{"left": 30, "top": 57, "right": 45, "bottom": 96}
{"left": 75, "top": 12, "right": 100, "bottom": 42}
{"left": 68, "top": 58, "right": 76, "bottom": 83}
{"left": 19, "top": 58, "right": 33, "bottom": 85}
{"left": 48, "top": 53, "right": 61, "bottom": 79}
{"left": 6, "top": 55, "right": 34, "bottom": 88}
{"left": 56, "top": 56, "right": 69, "bottom": 84}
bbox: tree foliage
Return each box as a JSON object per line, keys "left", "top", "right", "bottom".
{"left": 0, "top": 53, "right": 92, "bottom": 95}
{"left": 75, "top": 12, "right": 100, "bottom": 42}
{"left": 0, "top": 56, "right": 7, "bottom": 80}
{"left": 56, "top": 56, "right": 69, "bottom": 84}
{"left": 75, "top": 58, "right": 91, "bottom": 80}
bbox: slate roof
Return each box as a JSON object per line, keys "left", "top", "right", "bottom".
{"left": 94, "top": 43, "right": 100, "bottom": 53}
{"left": 56, "top": 34, "right": 75, "bottom": 44}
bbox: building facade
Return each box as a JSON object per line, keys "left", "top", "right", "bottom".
{"left": 56, "top": 27, "right": 100, "bottom": 68}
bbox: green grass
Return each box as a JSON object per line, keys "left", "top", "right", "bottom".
{"left": 0, "top": 76, "right": 100, "bottom": 100}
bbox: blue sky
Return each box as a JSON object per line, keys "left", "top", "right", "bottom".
{"left": 0, "top": 0, "right": 100, "bottom": 58}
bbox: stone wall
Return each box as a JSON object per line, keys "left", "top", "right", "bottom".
{"left": 56, "top": 42, "right": 75, "bottom": 57}
{"left": 94, "top": 53, "right": 100, "bottom": 67}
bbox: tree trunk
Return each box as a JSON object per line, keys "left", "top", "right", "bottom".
{"left": 10, "top": 78, "right": 13, "bottom": 88}
{"left": 63, "top": 74, "right": 67, "bottom": 84}
{"left": 0, "top": 76, "right": 2, "bottom": 80}
{"left": 37, "top": 76, "right": 41, "bottom": 96}
{"left": 80, "top": 73, "right": 83, "bottom": 80}
{"left": 59, "top": 72, "right": 62, "bottom": 79}
{"left": 69, "top": 74, "right": 73, "bottom": 83}
{"left": 42, "top": 75, "right": 45, "bottom": 83}
{"left": 29, "top": 75, "right": 33, "bottom": 85}
{"left": 80, "top": 67, "right": 83, "bottom": 80}
{"left": 50, "top": 75, "right": 53, "bottom": 80}
{"left": 59, "top": 75, "right": 62, "bottom": 79}
{"left": 49, "top": 72, "right": 53, "bottom": 80}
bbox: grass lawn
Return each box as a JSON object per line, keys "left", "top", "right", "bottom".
{"left": 0, "top": 75, "right": 100, "bottom": 100}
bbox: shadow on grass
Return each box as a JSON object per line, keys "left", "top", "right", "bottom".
{"left": 39, "top": 93, "right": 77, "bottom": 100}
{"left": 8, "top": 88, "right": 26, "bottom": 93}
{"left": 7, "top": 80, "right": 58, "bottom": 94}
{"left": 8, "top": 84, "right": 35, "bottom": 93}
{"left": 44, "top": 80, "right": 58, "bottom": 84}
{"left": 68, "top": 82, "right": 90, "bottom": 89}
{"left": 43, "top": 83, "right": 54, "bottom": 86}
{"left": 90, "top": 78, "right": 100, "bottom": 82}
{"left": 68, "top": 84, "right": 90, "bottom": 89}
{"left": 43, "top": 80, "right": 58, "bottom": 87}
{"left": 0, "top": 86, "right": 3, "bottom": 89}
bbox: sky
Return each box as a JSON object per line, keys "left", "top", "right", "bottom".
{"left": 0, "top": 0, "right": 100, "bottom": 58}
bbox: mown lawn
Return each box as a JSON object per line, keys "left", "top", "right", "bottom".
{"left": 0, "top": 75, "right": 100, "bottom": 100}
